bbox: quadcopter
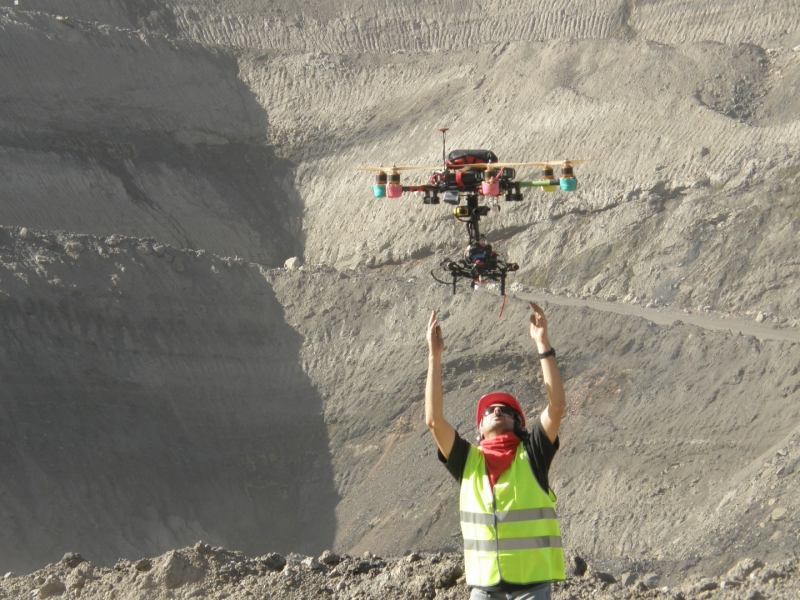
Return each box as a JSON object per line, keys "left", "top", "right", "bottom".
{"left": 355, "top": 128, "right": 593, "bottom": 296}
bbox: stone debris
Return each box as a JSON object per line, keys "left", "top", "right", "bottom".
{"left": 37, "top": 576, "right": 66, "bottom": 599}
{"left": 284, "top": 256, "right": 303, "bottom": 270}
{"left": 726, "top": 559, "right": 764, "bottom": 582}
{"left": 133, "top": 558, "right": 151, "bottom": 572}
{"left": 2, "top": 548, "right": 798, "bottom": 600}
{"left": 59, "top": 553, "right": 85, "bottom": 569}
{"left": 318, "top": 549, "right": 341, "bottom": 565}
{"left": 64, "top": 241, "right": 85, "bottom": 255}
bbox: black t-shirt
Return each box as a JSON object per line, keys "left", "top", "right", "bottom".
{"left": 437, "top": 420, "right": 560, "bottom": 592}
{"left": 438, "top": 420, "right": 559, "bottom": 492}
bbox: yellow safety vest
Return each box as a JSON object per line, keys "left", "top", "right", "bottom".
{"left": 460, "top": 442, "right": 565, "bottom": 587}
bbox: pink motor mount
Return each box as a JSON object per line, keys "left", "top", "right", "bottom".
{"left": 481, "top": 180, "right": 500, "bottom": 196}
{"left": 386, "top": 184, "right": 403, "bottom": 198}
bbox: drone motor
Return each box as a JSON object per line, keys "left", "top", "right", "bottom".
{"left": 540, "top": 166, "right": 558, "bottom": 192}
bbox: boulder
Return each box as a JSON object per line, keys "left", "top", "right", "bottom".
{"left": 284, "top": 256, "right": 303, "bottom": 270}
{"left": 38, "top": 577, "right": 66, "bottom": 598}
{"left": 319, "top": 550, "right": 341, "bottom": 566}
{"left": 155, "top": 551, "right": 202, "bottom": 589}
{"left": 726, "top": 558, "right": 764, "bottom": 582}
{"left": 60, "top": 553, "right": 85, "bottom": 568}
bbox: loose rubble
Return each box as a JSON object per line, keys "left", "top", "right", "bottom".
{"left": 1, "top": 548, "right": 798, "bottom": 600}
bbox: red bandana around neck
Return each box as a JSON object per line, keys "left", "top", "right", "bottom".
{"left": 479, "top": 432, "right": 521, "bottom": 488}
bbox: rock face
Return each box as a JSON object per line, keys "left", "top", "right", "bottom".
{"left": 1, "top": 0, "right": 800, "bottom": 590}
{"left": 0, "top": 7, "right": 301, "bottom": 265}
{"left": 0, "top": 228, "right": 336, "bottom": 571}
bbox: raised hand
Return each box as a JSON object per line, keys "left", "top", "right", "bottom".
{"left": 529, "top": 301, "right": 551, "bottom": 350}
{"left": 426, "top": 310, "right": 444, "bottom": 358}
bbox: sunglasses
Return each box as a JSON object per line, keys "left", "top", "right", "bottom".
{"left": 482, "top": 405, "right": 518, "bottom": 419}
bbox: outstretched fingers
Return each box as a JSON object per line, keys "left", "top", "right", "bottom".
{"left": 427, "top": 310, "right": 444, "bottom": 354}
{"left": 529, "top": 301, "right": 549, "bottom": 342}
{"left": 529, "top": 301, "right": 544, "bottom": 324}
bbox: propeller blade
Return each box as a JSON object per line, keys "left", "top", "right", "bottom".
{"left": 461, "top": 159, "right": 598, "bottom": 169}
{"left": 460, "top": 161, "right": 553, "bottom": 169}
{"left": 352, "top": 165, "right": 442, "bottom": 172}
{"left": 539, "top": 158, "right": 598, "bottom": 167}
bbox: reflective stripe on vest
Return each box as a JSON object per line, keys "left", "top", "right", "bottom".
{"left": 459, "top": 442, "right": 566, "bottom": 587}
{"left": 463, "top": 537, "right": 563, "bottom": 552}
{"left": 461, "top": 507, "right": 558, "bottom": 525}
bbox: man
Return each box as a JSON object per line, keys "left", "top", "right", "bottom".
{"left": 425, "top": 301, "right": 566, "bottom": 600}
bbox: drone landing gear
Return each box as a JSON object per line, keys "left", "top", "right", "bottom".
{"left": 430, "top": 194, "right": 519, "bottom": 296}
{"left": 431, "top": 247, "right": 519, "bottom": 296}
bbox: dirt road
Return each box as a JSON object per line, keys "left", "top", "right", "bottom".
{"left": 522, "top": 291, "right": 800, "bottom": 344}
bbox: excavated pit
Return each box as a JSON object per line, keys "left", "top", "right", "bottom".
{"left": 1, "top": 0, "right": 800, "bottom": 592}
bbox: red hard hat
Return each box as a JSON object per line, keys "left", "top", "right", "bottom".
{"left": 476, "top": 392, "right": 525, "bottom": 428}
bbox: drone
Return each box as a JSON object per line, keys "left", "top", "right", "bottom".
{"left": 355, "top": 128, "right": 593, "bottom": 296}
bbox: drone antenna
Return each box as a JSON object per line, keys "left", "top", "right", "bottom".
{"left": 438, "top": 127, "right": 449, "bottom": 170}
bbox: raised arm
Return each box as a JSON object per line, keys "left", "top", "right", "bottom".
{"left": 425, "top": 311, "right": 456, "bottom": 458}
{"left": 529, "top": 302, "right": 566, "bottom": 443}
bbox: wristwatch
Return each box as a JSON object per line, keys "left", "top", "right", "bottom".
{"left": 537, "top": 347, "right": 556, "bottom": 359}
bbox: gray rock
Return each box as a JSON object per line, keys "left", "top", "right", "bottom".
{"left": 759, "top": 569, "right": 781, "bottom": 583}
{"left": 61, "top": 552, "right": 85, "bottom": 568}
{"left": 261, "top": 552, "right": 286, "bottom": 571}
{"left": 319, "top": 550, "right": 340, "bottom": 565}
{"left": 65, "top": 241, "right": 85, "bottom": 255}
{"left": 726, "top": 558, "right": 764, "bottom": 582}
{"left": 38, "top": 577, "right": 66, "bottom": 598}
{"left": 770, "top": 507, "right": 788, "bottom": 521}
{"left": 155, "top": 551, "right": 201, "bottom": 589}
{"left": 567, "top": 553, "right": 587, "bottom": 577}
{"left": 152, "top": 243, "right": 166, "bottom": 257}
{"left": 594, "top": 571, "right": 617, "bottom": 584}
{"left": 134, "top": 558, "right": 152, "bottom": 572}
{"left": 281, "top": 566, "right": 298, "bottom": 587}
{"left": 3, "top": 572, "right": 14, "bottom": 580}
{"left": 284, "top": 256, "right": 303, "bottom": 270}
{"left": 620, "top": 572, "right": 637, "bottom": 586}
{"left": 65, "top": 572, "right": 88, "bottom": 591}
{"left": 19, "top": 227, "right": 32, "bottom": 240}
{"left": 194, "top": 541, "right": 212, "bottom": 555}
{"left": 113, "top": 559, "right": 132, "bottom": 571}
{"left": 642, "top": 572, "right": 661, "bottom": 589}
{"left": 689, "top": 577, "right": 718, "bottom": 593}
{"left": 302, "top": 556, "right": 325, "bottom": 571}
